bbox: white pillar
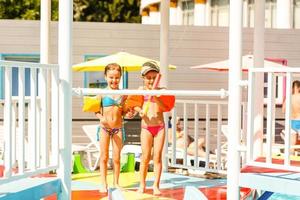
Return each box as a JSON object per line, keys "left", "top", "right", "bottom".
{"left": 141, "top": 9, "right": 150, "bottom": 24}
{"left": 253, "top": 0, "right": 265, "bottom": 159}
{"left": 227, "top": 0, "right": 243, "bottom": 199}
{"left": 194, "top": 0, "right": 206, "bottom": 26}
{"left": 176, "top": 5, "right": 183, "bottom": 25}
{"left": 160, "top": 0, "right": 169, "bottom": 172}
{"left": 276, "top": 0, "right": 291, "bottom": 28}
{"left": 149, "top": 4, "right": 160, "bottom": 24}
{"left": 40, "top": 0, "right": 50, "bottom": 168}
{"left": 58, "top": 0, "right": 72, "bottom": 199}
{"left": 205, "top": 0, "right": 211, "bottom": 26}
{"left": 170, "top": 1, "right": 178, "bottom": 25}
{"left": 141, "top": 15, "right": 150, "bottom": 24}
{"left": 243, "top": 0, "right": 249, "bottom": 27}
{"left": 41, "top": 0, "right": 50, "bottom": 64}
{"left": 160, "top": 1, "right": 169, "bottom": 88}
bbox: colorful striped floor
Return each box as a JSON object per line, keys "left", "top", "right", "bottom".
{"left": 63, "top": 171, "right": 252, "bottom": 200}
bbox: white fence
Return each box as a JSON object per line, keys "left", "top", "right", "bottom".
{"left": 247, "top": 67, "right": 300, "bottom": 172}
{"left": 168, "top": 100, "right": 227, "bottom": 173}
{"left": 0, "top": 60, "right": 59, "bottom": 184}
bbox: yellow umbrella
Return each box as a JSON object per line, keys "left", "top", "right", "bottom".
{"left": 72, "top": 51, "right": 176, "bottom": 72}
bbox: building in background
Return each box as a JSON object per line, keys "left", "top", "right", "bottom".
{"left": 141, "top": 0, "right": 300, "bottom": 29}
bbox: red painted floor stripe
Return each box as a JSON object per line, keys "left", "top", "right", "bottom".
{"left": 241, "top": 157, "right": 300, "bottom": 173}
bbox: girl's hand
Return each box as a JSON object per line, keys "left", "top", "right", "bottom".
{"left": 95, "top": 112, "right": 103, "bottom": 120}
{"left": 124, "top": 108, "right": 135, "bottom": 119}
{"left": 96, "top": 112, "right": 108, "bottom": 126}
{"left": 139, "top": 110, "right": 146, "bottom": 118}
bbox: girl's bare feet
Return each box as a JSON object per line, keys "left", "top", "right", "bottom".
{"left": 153, "top": 186, "right": 161, "bottom": 195}
{"left": 137, "top": 186, "right": 145, "bottom": 193}
{"left": 99, "top": 184, "right": 108, "bottom": 193}
{"left": 114, "top": 184, "right": 124, "bottom": 191}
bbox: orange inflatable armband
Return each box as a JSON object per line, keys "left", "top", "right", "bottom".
{"left": 158, "top": 95, "right": 175, "bottom": 112}
{"left": 123, "top": 95, "right": 144, "bottom": 111}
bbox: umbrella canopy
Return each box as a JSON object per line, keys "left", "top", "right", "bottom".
{"left": 190, "top": 55, "right": 286, "bottom": 72}
{"left": 73, "top": 51, "right": 176, "bottom": 72}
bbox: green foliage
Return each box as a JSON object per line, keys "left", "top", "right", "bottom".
{"left": 73, "top": 0, "right": 141, "bottom": 23}
{"left": 0, "top": 0, "right": 58, "bottom": 20}
{"left": 0, "top": 0, "right": 141, "bottom": 23}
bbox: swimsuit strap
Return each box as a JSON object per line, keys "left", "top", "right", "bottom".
{"left": 102, "top": 95, "right": 124, "bottom": 107}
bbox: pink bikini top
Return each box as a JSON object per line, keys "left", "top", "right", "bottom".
{"left": 144, "top": 95, "right": 155, "bottom": 103}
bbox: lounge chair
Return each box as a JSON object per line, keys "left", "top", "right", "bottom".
{"left": 82, "top": 125, "right": 142, "bottom": 171}
{"left": 82, "top": 124, "right": 112, "bottom": 171}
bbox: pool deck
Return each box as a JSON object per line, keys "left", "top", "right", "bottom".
{"left": 65, "top": 171, "right": 245, "bottom": 200}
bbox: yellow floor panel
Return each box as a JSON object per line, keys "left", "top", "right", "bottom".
{"left": 72, "top": 171, "right": 154, "bottom": 188}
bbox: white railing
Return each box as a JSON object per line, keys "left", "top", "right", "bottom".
{"left": 73, "top": 88, "right": 229, "bottom": 174}
{"left": 168, "top": 99, "right": 228, "bottom": 174}
{"left": 0, "top": 60, "right": 59, "bottom": 184}
{"left": 166, "top": 100, "right": 248, "bottom": 174}
{"left": 72, "top": 88, "right": 228, "bottom": 98}
{"left": 247, "top": 67, "right": 300, "bottom": 172}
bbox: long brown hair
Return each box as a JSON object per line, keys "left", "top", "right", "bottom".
{"left": 104, "top": 63, "right": 122, "bottom": 76}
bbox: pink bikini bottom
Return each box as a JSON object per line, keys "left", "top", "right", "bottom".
{"left": 141, "top": 124, "right": 165, "bottom": 137}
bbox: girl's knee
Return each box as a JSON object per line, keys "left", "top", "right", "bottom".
{"left": 141, "top": 153, "right": 151, "bottom": 164}
{"left": 153, "top": 155, "right": 162, "bottom": 164}
{"left": 113, "top": 157, "right": 120, "bottom": 165}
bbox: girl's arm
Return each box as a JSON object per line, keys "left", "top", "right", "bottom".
{"left": 123, "top": 87, "right": 144, "bottom": 118}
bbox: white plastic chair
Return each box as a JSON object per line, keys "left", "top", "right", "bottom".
{"left": 82, "top": 125, "right": 112, "bottom": 171}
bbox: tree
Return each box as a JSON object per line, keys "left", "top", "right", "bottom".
{"left": 0, "top": 0, "right": 141, "bottom": 23}
{"left": 73, "top": 0, "right": 141, "bottom": 23}
{"left": 0, "top": 0, "right": 58, "bottom": 20}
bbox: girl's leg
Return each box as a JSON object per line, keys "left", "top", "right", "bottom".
{"left": 99, "top": 130, "right": 110, "bottom": 193}
{"left": 111, "top": 131, "right": 123, "bottom": 188}
{"left": 152, "top": 128, "right": 165, "bottom": 195}
{"left": 138, "top": 129, "right": 153, "bottom": 193}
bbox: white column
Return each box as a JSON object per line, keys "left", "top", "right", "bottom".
{"left": 243, "top": 0, "right": 249, "bottom": 27}
{"left": 160, "top": 0, "right": 169, "bottom": 172}
{"left": 205, "top": 0, "right": 211, "bottom": 26}
{"left": 142, "top": 15, "right": 150, "bottom": 24}
{"left": 170, "top": 1, "right": 178, "bottom": 25}
{"left": 276, "top": 0, "right": 291, "bottom": 28}
{"left": 194, "top": 0, "right": 206, "bottom": 26}
{"left": 4, "top": 68, "right": 12, "bottom": 177}
{"left": 253, "top": 0, "right": 265, "bottom": 159}
{"left": 40, "top": 0, "right": 51, "bottom": 168}
{"left": 176, "top": 5, "right": 183, "bottom": 25}
{"left": 141, "top": 9, "right": 150, "bottom": 24}
{"left": 58, "top": 0, "right": 72, "bottom": 199}
{"left": 41, "top": 0, "right": 51, "bottom": 64}
{"left": 149, "top": 4, "right": 160, "bottom": 24}
{"left": 160, "top": 1, "right": 169, "bottom": 88}
{"left": 227, "top": 0, "right": 243, "bottom": 199}
{"left": 170, "top": 8, "right": 177, "bottom": 25}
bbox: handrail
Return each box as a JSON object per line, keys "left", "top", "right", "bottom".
{"left": 72, "top": 88, "right": 228, "bottom": 98}
{"left": 0, "top": 60, "right": 58, "bottom": 69}
{"left": 249, "top": 67, "right": 300, "bottom": 73}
